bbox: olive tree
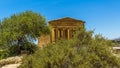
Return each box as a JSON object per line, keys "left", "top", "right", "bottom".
{"left": 0, "top": 11, "right": 50, "bottom": 55}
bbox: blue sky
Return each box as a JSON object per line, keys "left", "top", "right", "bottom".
{"left": 0, "top": 0, "right": 120, "bottom": 39}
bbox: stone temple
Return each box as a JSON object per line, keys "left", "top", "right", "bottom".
{"left": 38, "top": 17, "right": 85, "bottom": 47}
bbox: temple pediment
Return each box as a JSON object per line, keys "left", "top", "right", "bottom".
{"left": 49, "top": 17, "right": 85, "bottom": 26}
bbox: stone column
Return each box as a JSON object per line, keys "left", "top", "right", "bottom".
{"left": 61, "top": 29, "right": 64, "bottom": 38}
{"left": 51, "top": 28, "right": 55, "bottom": 43}
{"left": 55, "top": 28, "right": 58, "bottom": 42}
{"left": 67, "top": 29, "right": 70, "bottom": 40}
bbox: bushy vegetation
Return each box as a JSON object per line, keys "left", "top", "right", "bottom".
{"left": 0, "top": 50, "right": 9, "bottom": 60}
{"left": 8, "top": 42, "right": 39, "bottom": 56}
{"left": 20, "top": 27, "right": 120, "bottom": 68}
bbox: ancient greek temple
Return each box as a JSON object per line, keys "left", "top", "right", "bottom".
{"left": 38, "top": 17, "right": 85, "bottom": 47}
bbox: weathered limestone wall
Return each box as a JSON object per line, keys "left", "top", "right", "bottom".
{"left": 38, "top": 35, "right": 50, "bottom": 47}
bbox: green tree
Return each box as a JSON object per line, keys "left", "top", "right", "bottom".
{"left": 0, "top": 11, "right": 50, "bottom": 55}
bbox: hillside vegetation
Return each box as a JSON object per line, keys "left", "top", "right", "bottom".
{"left": 20, "top": 27, "right": 120, "bottom": 68}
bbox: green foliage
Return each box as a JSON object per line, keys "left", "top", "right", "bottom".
{"left": 20, "top": 27, "right": 120, "bottom": 68}
{"left": 9, "top": 42, "right": 38, "bottom": 56}
{"left": 0, "top": 50, "right": 9, "bottom": 60}
{"left": 0, "top": 11, "right": 50, "bottom": 55}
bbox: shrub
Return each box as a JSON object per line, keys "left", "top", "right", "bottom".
{"left": 0, "top": 50, "right": 9, "bottom": 60}
{"left": 20, "top": 27, "right": 120, "bottom": 68}
{"left": 9, "top": 42, "right": 39, "bottom": 56}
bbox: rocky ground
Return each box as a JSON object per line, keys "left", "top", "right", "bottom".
{"left": 1, "top": 63, "right": 21, "bottom": 68}
{"left": 0, "top": 56, "right": 22, "bottom": 68}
